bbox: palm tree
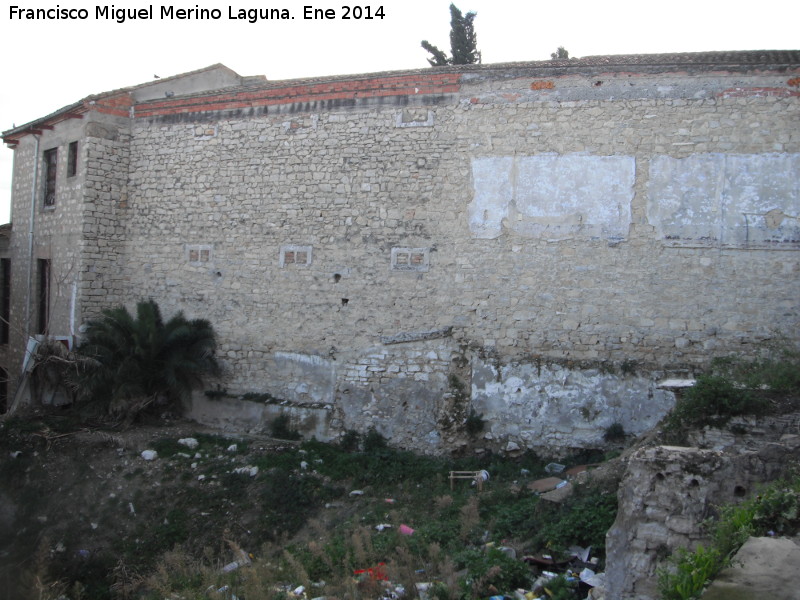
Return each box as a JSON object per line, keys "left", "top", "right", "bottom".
{"left": 74, "top": 299, "right": 220, "bottom": 424}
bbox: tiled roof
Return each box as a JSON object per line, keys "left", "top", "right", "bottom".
{"left": 4, "top": 50, "right": 799, "bottom": 140}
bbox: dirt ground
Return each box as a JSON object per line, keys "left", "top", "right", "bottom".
{"left": 0, "top": 417, "right": 298, "bottom": 599}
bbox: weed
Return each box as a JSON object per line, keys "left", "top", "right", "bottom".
{"left": 542, "top": 574, "right": 580, "bottom": 599}
{"left": 531, "top": 485, "right": 618, "bottom": 557}
{"left": 658, "top": 545, "right": 721, "bottom": 600}
{"left": 363, "top": 427, "right": 388, "bottom": 452}
{"left": 339, "top": 429, "right": 361, "bottom": 451}
{"left": 457, "top": 547, "right": 531, "bottom": 596}
{"left": 485, "top": 490, "right": 541, "bottom": 540}
{"left": 658, "top": 476, "right": 800, "bottom": 599}
{"left": 464, "top": 408, "right": 485, "bottom": 436}
{"left": 270, "top": 414, "right": 302, "bottom": 440}
{"left": 603, "top": 422, "right": 626, "bottom": 443}
{"left": 664, "top": 347, "right": 800, "bottom": 440}
{"left": 620, "top": 359, "right": 638, "bottom": 375}
{"left": 243, "top": 391, "right": 281, "bottom": 403}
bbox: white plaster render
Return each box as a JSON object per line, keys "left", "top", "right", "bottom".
{"left": 469, "top": 155, "right": 635, "bottom": 240}
{"left": 647, "top": 153, "right": 800, "bottom": 248}
{"left": 471, "top": 358, "right": 673, "bottom": 449}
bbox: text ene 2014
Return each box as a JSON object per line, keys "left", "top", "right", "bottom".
{"left": 304, "top": 6, "right": 385, "bottom": 19}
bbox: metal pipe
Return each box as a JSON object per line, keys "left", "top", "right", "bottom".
{"left": 24, "top": 135, "right": 39, "bottom": 340}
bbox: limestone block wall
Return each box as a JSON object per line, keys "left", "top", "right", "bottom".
{"left": 4, "top": 57, "right": 797, "bottom": 450}
{"left": 114, "top": 64, "right": 799, "bottom": 452}
{"left": 80, "top": 115, "right": 131, "bottom": 321}
{"left": 5, "top": 119, "right": 87, "bottom": 384}
{"left": 606, "top": 426, "right": 800, "bottom": 599}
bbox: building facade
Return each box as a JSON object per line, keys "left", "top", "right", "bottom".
{"left": 2, "top": 53, "right": 799, "bottom": 453}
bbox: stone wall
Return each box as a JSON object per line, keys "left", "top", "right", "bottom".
{"left": 80, "top": 115, "right": 132, "bottom": 321}
{"left": 3, "top": 56, "right": 799, "bottom": 451}
{"left": 119, "top": 65, "right": 798, "bottom": 451}
{"left": 5, "top": 120, "right": 86, "bottom": 386}
{"left": 605, "top": 418, "right": 800, "bottom": 599}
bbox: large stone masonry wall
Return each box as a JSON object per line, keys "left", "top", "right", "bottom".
{"left": 5, "top": 120, "right": 88, "bottom": 387}
{"left": 80, "top": 114, "right": 131, "bottom": 321}
{"left": 114, "top": 66, "right": 800, "bottom": 452}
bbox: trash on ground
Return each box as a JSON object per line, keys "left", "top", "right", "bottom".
{"left": 527, "top": 477, "right": 565, "bottom": 493}
{"left": 449, "top": 469, "right": 490, "bottom": 490}
{"left": 349, "top": 489, "right": 365, "bottom": 496}
{"left": 415, "top": 582, "right": 432, "bottom": 600}
{"left": 498, "top": 546, "right": 517, "bottom": 559}
{"left": 140, "top": 449, "right": 158, "bottom": 461}
{"left": 353, "top": 562, "right": 388, "bottom": 581}
{"left": 524, "top": 554, "right": 570, "bottom": 568}
{"left": 178, "top": 437, "right": 199, "bottom": 449}
{"left": 579, "top": 568, "right": 606, "bottom": 588}
{"left": 564, "top": 463, "right": 601, "bottom": 478}
{"left": 540, "top": 481, "right": 573, "bottom": 503}
{"left": 544, "top": 462, "right": 565, "bottom": 474}
{"left": 375, "top": 523, "right": 392, "bottom": 532}
{"left": 222, "top": 540, "right": 251, "bottom": 573}
{"left": 398, "top": 524, "right": 415, "bottom": 535}
{"left": 569, "top": 546, "right": 591, "bottom": 563}
{"left": 222, "top": 559, "right": 248, "bottom": 573}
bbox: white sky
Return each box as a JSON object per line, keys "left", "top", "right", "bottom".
{"left": 1, "top": 0, "right": 798, "bottom": 223}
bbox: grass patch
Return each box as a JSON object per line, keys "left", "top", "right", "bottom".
{"left": 658, "top": 476, "right": 800, "bottom": 600}
{"left": 663, "top": 346, "right": 800, "bottom": 442}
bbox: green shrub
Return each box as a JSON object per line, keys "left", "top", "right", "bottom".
{"left": 73, "top": 299, "right": 220, "bottom": 424}
{"left": 362, "top": 428, "right": 388, "bottom": 452}
{"left": 658, "top": 545, "right": 721, "bottom": 600}
{"left": 541, "top": 574, "right": 580, "bottom": 599}
{"left": 603, "top": 422, "right": 626, "bottom": 443}
{"left": 457, "top": 547, "right": 531, "bottom": 595}
{"left": 532, "top": 486, "right": 618, "bottom": 555}
{"left": 664, "top": 347, "right": 799, "bottom": 438}
{"left": 465, "top": 409, "right": 485, "bottom": 435}
{"left": 659, "top": 477, "right": 800, "bottom": 600}
{"left": 270, "top": 414, "right": 301, "bottom": 440}
{"left": 750, "top": 480, "right": 800, "bottom": 536}
{"left": 338, "top": 429, "right": 361, "bottom": 451}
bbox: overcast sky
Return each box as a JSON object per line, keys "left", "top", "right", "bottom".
{"left": 1, "top": 0, "right": 797, "bottom": 223}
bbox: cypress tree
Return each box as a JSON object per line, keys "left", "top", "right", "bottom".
{"left": 421, "top": 4, "right": 480, "bottom": 67}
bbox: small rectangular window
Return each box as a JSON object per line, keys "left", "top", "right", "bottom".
{"left": 0, "top": 258, "right": 10, "bottom": 345}
{"left": 67, "top": 141, "right": 78, "bottom": 177}
{"left": 391, "top": 247, "right": 430, "bottom": 272}
{"left": 43, "top": 148, "right": 58, "bottom": 207}
{"left": 280, "top": 245, "right": 312, "bottom": 267}
{"left": 37, "top": 259, "right": 50, "bottom": 335}
{"left": 186, "top": 244, "right": 213, "bottom": 264}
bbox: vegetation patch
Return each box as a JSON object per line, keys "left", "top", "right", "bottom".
{"left": 658, "top": 476, "right": 800, "bottom": 600}
{"left": 0, "top": 419, "right": 621, "bottom": 600}
{"left": 663, "top": 345, "right": 800, "bottom": 442}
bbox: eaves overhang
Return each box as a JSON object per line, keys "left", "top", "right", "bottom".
{"left": 2, "top": 101, "right": 88, "bottom": 148}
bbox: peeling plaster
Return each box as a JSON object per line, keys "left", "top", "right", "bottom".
{"left": 469, "top": 154, "right": 635, "bottom": 241}
{"left": 272, "top": 352, "right": 336, "bottom": 404}
{"left": 647, "top": 153, "right": 800, "bottom": 248}
{"left": 471, "top": 358, "right": 674, "bottom": 450}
